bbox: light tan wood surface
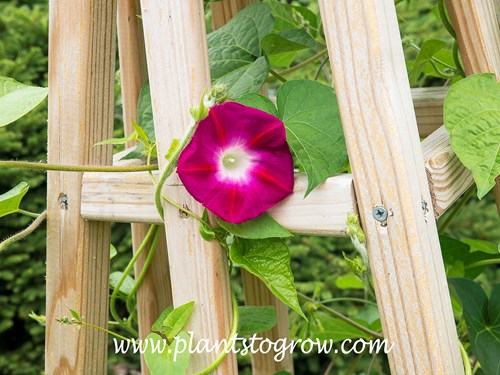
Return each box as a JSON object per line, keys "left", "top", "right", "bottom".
{"left": 117, "top": 0, "right": 148, "bottom": 144}
{"left": 412, "top": 87, "right": 448, "bottom": 137}
{"left": 140, "top": 1, "right": 237, "bottom": 373}
{"left": 81, "top": 131, "right": 465, "bottom": 232}
{"left": 211, "top": 3, "right": 295, "bottom": 373}
{"left": 242, "top": 272, "right": 295, "bottom": 374}
{"left": 45, "top": 0, "right": 117, "bottom": 373}
{"left": 117, "top": 2, "right": 172, "bottom": 374}
{"left": 81, "top": 171, "right": 355, "bottom": 235}
{"left": 445, "top": 0, "right": 500, "bottom": 216}
{"left": 210, "top": 0, "right": 259, "bottom": 30}
{"left": 422, "top": 127, "right": 474, "bottom": 218}
{"left": 318, "top": 0, "right": 463, "bottom": 374}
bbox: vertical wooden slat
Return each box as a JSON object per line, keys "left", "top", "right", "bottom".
{"left": 140, "top": 1, "right": 237, "bottom": 373}
{"left": 45, "top": 0, "right": 117, "bottom": 373}
{"left": 117, "top": 0, "right": 148, "bottom": 140}
{"left": 210, "top": 0, "right": 258, "bottom": 30}
{"left": 211, "top": 2, "right": 294, "bottom": 373}
{"left": 116, "top": 2, "right": 173, "bottom": 375}
{"left": 445, "top": 0, "right": 500, "bottom": 216}
{"left": 130, "top": 227, "right": 171, "bottom": 372}
{"left": 318, "top": 1, "right": 463, "bottom": 374}
{"left": 445, "top": 0, "right": 500, "bottom": 76}
{"left": 242, "top": 272, "right": 294, "bottom": 374}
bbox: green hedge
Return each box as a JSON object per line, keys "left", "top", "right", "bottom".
{"left": 0, "top": 2, "right": 48, "bottom": 374}
{"left": 0, "top": 1, "right": 498, "bottom": 374}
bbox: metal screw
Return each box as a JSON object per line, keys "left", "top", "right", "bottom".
{"left": 421, "top": 201, "right": 428, "bottom": 213}
{"left": 179, "top": 203, "right": 190, "bottom": 219}
{"left": 58, "top": 193, "right": 68, "bottom": 210}
{"left": 372, "top": 206, "right": 388, "bottom": 222}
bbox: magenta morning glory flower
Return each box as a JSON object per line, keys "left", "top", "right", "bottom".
{"left": 177, "top": 101, "right": 294, "bottom": 223}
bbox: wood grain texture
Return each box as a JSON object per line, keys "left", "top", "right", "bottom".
{"left": 117, "top": 3, "right": 172, "bottom": 375}
{"left": 445, "top": 0, "right": 500, "bottom": 76}
{"left": 422, "top": 127, "right": 474, "bottom": 218}
{"left": 140, "top": 1, "right": 237, "bottom": 373}
{"left": 81, "top": 172, "right": 355, "bottom": 236}
{"left": 117, "top": 0, "right": 148, "bottom": 144}
{"left": 318, "top": 1, "right": 463, "bottom": 374}
{"left": 412, "top": 87, "right": 448, "bottom": 137}
{"left": 80, "top": 129, "right": 466, "bottom": 231}
{"left": 45, "top": 0, "right": 117, "bottom": 373}
{"left": 445, "top": 0, "right": 500, "bottom": 216}
{"left": 268, "top": 87, "right": 446, "bottom": 137}
{"left": 80, "top": 87, "right": 449, "bottom": 230}
{"left": 212, "top": 3, "right": 294, "bottom": 373}
{"left": 210, "top": 0, "right": 259, "bottom": 30}
{"left": 242, "top": 272, "right": 294, "bottom": 374}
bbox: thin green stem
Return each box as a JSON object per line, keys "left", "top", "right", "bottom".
{"left": 266, "top": 48, "right": 328, "bottom": 82}
{"left": 161, "top": 193, "right": 207, "bottom": 225}
{"left": 148, "top": 171, "right": 157, "bottom": 186}
{"left": 459, "top": 341, "right": 472, "bottom": 375}
{"left": 438, "top": 186, "right": 475, "bottom": 233}
{"left": 195, "top": 291, "right": 239, "bottom": 375}
{"left": 472, "top": 361, "right": 480, "bottom": 374}
{"left": 298, "top": 292, "right": 384, "bottom": 339}
{"left": 0, "top": 210, "right": 47, "bottom": 252}
{"left": 343, "top": 352, "right": 364, "bottom": 375}
{"left": 110, "top": 226, "right": 159, "bottom": 337}
{"left": 128, "top": 227, "right": 161, "bottom": 300}
{"left": 453, "top": 40, "right": 465, "bottom": 76}
{"left": 269, "top": 68, "right": 287, "bottom": 83}
{"left": 322, "top": 353, "right": 338, "bottom": 375}
{"left": 429, "top": 60, "right": 460, "bottom": 79}
{"left": 314, "top": 56, "right": 330, "bottom": 81}
{"left": 408, "top": 43, "right": 457, "bottom": 70}
{"left": 0, "top": 160, "right": 158, "bottom": 173}
{"left": 465, "top": 259, "right": 500, "bottom": 270}
{"left": 79, "top": 321, "right": 131, "bottom": 342}
{"left": 366, "top": 351, "right": 377, "bottom": 375}
{"left": 145, "top": 136, "right": 208, "bottom": 226}
{"left": 318, "top": 297, "right": 377, "bottom": 306}
{"left": 147, "top": 148, "right": 153, "bottom": 169}
{"left": 438, "top": 0, "right": 457, "bottom": 39}
{"left": 155, "top": 122, "right": 199, "bottom": 220}
{"left": 146, "top": 148, "right": 158, "bottom": 189}
{"left": 17, "top": 209, "right": 41, "bottom": 218}
{"left": 374, "top": 355, "right": 384, "bottom": 374}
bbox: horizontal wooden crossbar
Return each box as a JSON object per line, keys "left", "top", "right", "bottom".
{"left": 407, "top": 86, "right": 448, "bottom": 137}
{"left": 82, "top": 169, "right": 354, "bottom": 236}
{"left": 81, "top": 87, "right": 472, "bottom": 235}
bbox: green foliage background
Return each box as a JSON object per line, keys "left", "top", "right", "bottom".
{"left": 0, "top": 1, "right": 498, "bottom": 374}
{"left": 0, "top": 2, "right": 48, "bottom": 374}
{"left": 0, "top": 2, "right": 133, "bottom": 374}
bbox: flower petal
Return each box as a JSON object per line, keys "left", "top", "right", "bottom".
{"left": 177, "top": 101, "right": 294, "bottom": 223}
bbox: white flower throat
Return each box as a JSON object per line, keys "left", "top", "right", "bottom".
{"left": 217, "top": 145, "right": 255, "bottom": 182}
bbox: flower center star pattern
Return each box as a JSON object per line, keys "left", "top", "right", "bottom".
{"left": 177, "top": 101, "right": 294, "bottom": 223}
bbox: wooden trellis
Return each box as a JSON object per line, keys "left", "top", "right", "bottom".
{"left": 44, "top": 0, "right": 499, "bottom": 374}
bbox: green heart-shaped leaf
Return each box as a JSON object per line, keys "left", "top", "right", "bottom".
{"left": 238, "top": 306, "right": 277, "bottom": 336}
{"left": 444, "top": 73, "right": 500, "bottom": 198}
{"left": 449, "top": 279, "right": 500, "bottom": 375}
{"left": 0, "top": 182, "right": 29, "bottom": 218}
{"left": 229, "top": 237, "right": 305, "bottom": 319}
{"left": 0, "top": 75, "right": 47, "bottom": 127}
{"left": 207, "top": 3, "right": 274, "bottom": 99}
{"left": 216, "top": 213, "right": 292, "bottom": 239}
{"left": 277, "top": 80, "right": 347, "bottom": 195}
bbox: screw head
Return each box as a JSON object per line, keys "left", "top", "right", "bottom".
{"left": 372, "top": 206, "right": 388, "bottom": 222}
{"left": 421, "top": 201, "right": 428, "bottom": 212}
